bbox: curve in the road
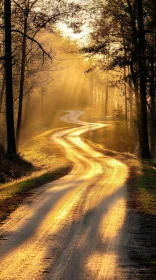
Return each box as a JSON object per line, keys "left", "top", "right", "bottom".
{"left": 0, "top": 110, "right": 129, "bottom": 280}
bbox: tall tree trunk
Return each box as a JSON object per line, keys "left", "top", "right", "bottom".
{"left": 4, "top": 0, "right": 16, "bottom": 155}
{"left": 137, "top": 0, "right": 150, "bottom": 158}
{"left": 129, "top": 85, "right": 133, "bottom": 136}
{"left": 0, "top": 72, "right": 5, "bottom": 113}
{"left": 124, "top": 67, "right": 128, "bottom": 129}
{"left": 150, "top": 55, "right": 156, "bottom": 157}
{"left": 23, "top": 92, "right": 30, "bottom": 126}
{"left": 130, "top": 61, "right": 142, "bottom": 151}
{"left": 16, "top": 4, "right": 28, "bottom": 150}
{"left": 127, "top": 0, "right": 144, "bottom": 156}
{"left": 0, "top": 29, "right": 5, "bottom": 113}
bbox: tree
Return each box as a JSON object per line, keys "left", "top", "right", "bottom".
{"left": 13, "top": 0, "right": 81, "bottom": 150}
{"left": 1, "top": 0, "right": 81, "bottom": 153}
{"left": 4, "top": 0, "right": 16, "bottom": 155}
{"left": 137, "top": 0, "right": 150, "bottom": 158}
{"left": 82, "top": 0, "right": 156, "bottom": 158}
{"left": 14, "top": 0, "right": 52, "bottom": 150}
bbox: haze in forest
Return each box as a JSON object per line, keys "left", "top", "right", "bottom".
{"left": 1, "top": 0, "right": 156, "bottom": 159}
{"left": 0, "top": 2, "right": 155, "bottom": 279}
{"left": 14, "top": 32, "right": 122, "bottom": 142}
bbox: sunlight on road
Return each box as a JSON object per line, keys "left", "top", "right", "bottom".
{"left": 0, "top": 111, "right": 129, "bottom": 280}
{"left": 100, "top": 198, "right": 126, "bottom": 240}
{"left": 86, "top": 252, "right": 118, "bottom": 279}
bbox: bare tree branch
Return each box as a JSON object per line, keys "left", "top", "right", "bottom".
{"left": 12, "top": 0, "right": 24, "bottom": 12}
{"left": 12, "top": 29, "right": 52, "bottom": 62}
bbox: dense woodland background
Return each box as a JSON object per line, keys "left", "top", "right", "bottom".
{"left": 0, "top": 0, "right": 156, "bottom": 163}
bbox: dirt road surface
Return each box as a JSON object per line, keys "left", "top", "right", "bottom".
{"left": 0, "top": 111, "right": 146, "bottom": 279}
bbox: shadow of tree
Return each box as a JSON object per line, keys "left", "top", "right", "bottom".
{"left": 0, "top": 165, "right": 72, "bottom": 223}
{"left": 0, "top": 159, "right": 155, "bottom": 279}
{"left": 41, "top": 182, "right": 155, "bottom": 280}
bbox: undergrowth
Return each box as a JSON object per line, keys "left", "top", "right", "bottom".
{"left": 135, "top": 161, "right": 156, "bottom": 215}
{"left": 0, "top": 145, "right": 34, "bottom": 183}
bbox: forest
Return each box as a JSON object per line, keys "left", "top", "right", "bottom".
{"left": 0, "top": 0, "right": 156, "bottom": 159}
{"left": 0, "top": 1, "right": 156, "bottom": 279}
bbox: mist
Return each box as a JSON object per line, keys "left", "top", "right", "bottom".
{"left": 20, "top": 31, "right": 116, "bottom": 141}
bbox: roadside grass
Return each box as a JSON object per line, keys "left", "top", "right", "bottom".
{"left": 0, "top": 145, "right": 34, "bottom": 183}
{"left": 0, "top": 129, "right": 72, "bottom": 223}
{"left": 135, "top": 160, "right": 156, "bottom": 215}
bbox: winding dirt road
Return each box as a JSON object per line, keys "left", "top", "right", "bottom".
{"left": 0, "top": 111, "right": 135, "bottom": 279}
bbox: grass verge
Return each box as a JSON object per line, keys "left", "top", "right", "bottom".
{"left": 134, "top": 160, "right": 156, "bottom": 215}
{"left": 0, "top": 129, "right": 72, "bottom": 223}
